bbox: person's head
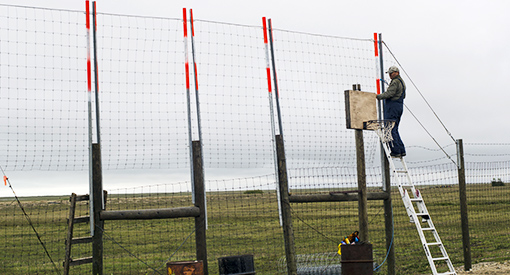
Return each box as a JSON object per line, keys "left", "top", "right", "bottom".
{"left": 386, "top": 66, "right": 399, "bottom": 79}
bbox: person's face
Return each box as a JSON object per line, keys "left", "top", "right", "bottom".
{"left": 389, "top": 71, "right": 398, "bottom": 79}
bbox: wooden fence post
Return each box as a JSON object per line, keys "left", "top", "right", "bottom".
{"left": 457, "top": 139, "right": 471, "bottom": 271}
{"left": 92, "top": 143, "right": 103, "bottom": 275}
{"left": 193, "top": 141, "right": 208, "bottom": 275}
{"left": 276, "top": 135, "right": 297, "bottom": 275}
{"left": 355, "top": 130, "right": 369, "bottom": 242}
{"left": 382, "top": 156, "right": 395, "bottom": 275}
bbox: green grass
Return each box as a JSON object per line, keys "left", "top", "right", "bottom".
{"left": 1, "top": 183, "right": 509, "bottom": 274}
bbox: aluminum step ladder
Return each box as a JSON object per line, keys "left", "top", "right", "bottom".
{"left": 376, "top": 132, "right": 456, "bottom": 275}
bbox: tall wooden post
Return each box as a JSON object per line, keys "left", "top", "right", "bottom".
{"left": 193, "top": 141, "right": 208, "bottom": 275}
{"left": 457, "top": 139, "right": 471, "bottom": 271}
{"left": 382, "top": 156, "right": 395, "bottom": 275}
{"left": 92, "top": 143, "right": 103, "bottom": 275}
{"left": 355, "top": 130, "right": 369, "bottom": 242}
{"left": 275, "top": 135, "right": 297, "bottom": 275}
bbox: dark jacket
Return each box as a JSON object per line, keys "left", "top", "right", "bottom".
{"left": 377, "top": 75, "right": 406, "bottom": 101}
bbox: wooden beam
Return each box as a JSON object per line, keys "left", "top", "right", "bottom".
{"left": 100, "top": 206, "right": 200, "bottom": 220}
{"left": 289, "top": 192, "right": 389, "bottom": 203}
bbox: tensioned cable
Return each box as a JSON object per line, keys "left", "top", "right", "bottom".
{"left": 0, "top": 3, "right": 81, "bottom": 13}
{"left": 291, "top": 203, "right": 392, "bottom": 272}
{"left": 97, "top": 226, "right": 163, "bottom": 275}
{"left": 381, "top": 41, "right": 457, "bottom": 166}
{"left": 151, "top": 226, "right": 197, "bottom": 275}
{"left": 0, "top": 166, "right": 60, "bottom": 275}
{"left": 290, "top": 206, "right": 338, "bottom": 244}
{"left": 407, "top": 143, "right": 457, "bottom": 152}
{"left": 383, "top": 41, "right": 456, "bottom": 143}
{"left": 404, "top": 103, "right": 457, "bottom": 166}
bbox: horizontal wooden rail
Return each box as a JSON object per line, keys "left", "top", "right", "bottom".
{"left": 289, "top": 192, "right": 389, "bottom": 203}
{"left": 100, "top": 206, "right": 200, "bottom": 220}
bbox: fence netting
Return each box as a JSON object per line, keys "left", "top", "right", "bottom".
{"left": 1, "top": 4, "right": 509, "bottom": 275}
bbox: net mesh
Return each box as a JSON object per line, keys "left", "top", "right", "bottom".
{"left": 364, "top": 119, "right": 395, "bottom": 143}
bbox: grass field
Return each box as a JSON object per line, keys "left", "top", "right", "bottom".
{"left": 1, "top": 183, "right": 509, "bottom": 274}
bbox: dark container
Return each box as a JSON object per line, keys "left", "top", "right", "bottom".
{"left": 218, "top": 254, "right": 255, "bottom": 275}
{"left": 341, "top": 243, "right": 373, "bottom": 275}
{"left": 166, "top": 260, "right": 203, "bottom": 275}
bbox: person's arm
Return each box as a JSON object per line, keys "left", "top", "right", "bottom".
{"left": 376, "top": 79, "right": 398, "bottom": 100}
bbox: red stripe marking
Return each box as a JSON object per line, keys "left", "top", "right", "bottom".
{"left": 86, "top": 1, "right": 90, "bottom": 29}
{"left": 376, "top": 79, "right": 381, "bottom": 95}
{"left": 93, "top": 2, "right": 98, "bottom": 92}
{"left": 86, "top": 1, "right": 91, "bottom": 92}
{"left": 373, "top": 33, "right": 378, "bottom": 57}
{"left": 185, "top": 63, "right": 190, "bottom": 89}
{"left": 182, "top": 8, "right": 187, "bottom": 37}
{"left": 190, "top": 9, "right": 195, "bottom": 37}
{"left": 93, "top": 2, "right": 97, "bottom": 31}
{"left": 262, "top": 17, "right": 268, "bottom": 44}
{"left": 87, "top": 60, "right": 92, "bottom": 91}
{"left": 266, "top": 68, "right": 272, "bottom": 93}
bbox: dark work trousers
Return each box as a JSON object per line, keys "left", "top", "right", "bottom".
{"left": 384, "top": 100, "right": 405, "bottom": 155}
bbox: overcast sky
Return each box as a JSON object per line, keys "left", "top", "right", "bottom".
{"left": 1, "top": 0, "right": 509, "bottom": 196}
{"left": 3, "top": 0, "right": 506, "bottom": 143}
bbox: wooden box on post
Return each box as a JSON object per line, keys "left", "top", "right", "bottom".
{"left": 344, "top": 90, "right": 377, "bottom": 130}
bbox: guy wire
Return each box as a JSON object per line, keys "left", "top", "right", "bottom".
{"left": 382, "top": 41, "right": 456, "bottom": 143}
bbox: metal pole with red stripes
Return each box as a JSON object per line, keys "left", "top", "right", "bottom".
{"left": 374, "top": 33, "right": 383, "bottom": 119}
{"left": 376, "top": 32, "right": 396, "bottom": 275}
{"left": 267, "top": 19, "right": 284, "bottom": 139}
{"left": 262, "top": 16, "right": 283, "bottom": 226}
{"left": 85, "top": 0, "right": 94, "bottom": 237}
{"left": 183, "top": 8, "right": 195, "bottom": 202}
{"left": 266, "top": 18, "right": 297, "bottom": 275}
{"left": 189, "top": 8, "right": 208, "bottom": 229}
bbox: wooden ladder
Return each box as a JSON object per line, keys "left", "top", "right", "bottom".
{"left": 63, "top": 191, "right": 107, "bottom": 275}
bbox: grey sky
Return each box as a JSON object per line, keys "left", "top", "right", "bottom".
{"left": 1, "top": 0, "right": 509, "bottom": 196}
{"left": 5, "top": 0, "right": 506, "bottom": 142}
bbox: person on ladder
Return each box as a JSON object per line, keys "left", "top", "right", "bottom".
{"left": 377, "top": 65, "right": 406, "bottom": 157}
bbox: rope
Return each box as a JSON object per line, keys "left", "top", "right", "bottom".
{"left": 0, "top": 166, "right": 60, "bottom": 275}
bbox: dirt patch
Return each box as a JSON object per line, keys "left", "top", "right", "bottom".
{"left": 456, "top": 261, "right": 510, "bottom": 275}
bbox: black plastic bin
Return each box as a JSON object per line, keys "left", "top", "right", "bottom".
{"left": 218, "top": 254, "right": 255, "bottom": 275}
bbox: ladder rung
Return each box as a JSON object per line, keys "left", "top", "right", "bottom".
{"left": 71, "top": 236, "right": 92, "bottom": 245}
{"left": 432, "top": 256, "right": 448, "bottom": 261}
{"left": 395, "top": 170, "right": 407, "bottom": 173}
{"left": 416, "top": 212, "right": 430, "bottom": 217}
{"left": 421, "top": 227, "right": 436, "bottom": 231}
{"left": 399, "top": 184, "right": 414, "bottom": 188}
{"left": 69, "top": 256, "right": 93, "bottom": 266}
{"left": 410, "top": 198, "right": 423, "bottom": 202}
{"left": 73, "top": 216, "right": 90, "bottom": 224}
{"left": 426, "top": 242, "right": 442, "bottom": 246}
{"left": 437, "top": 272, "right": 456, "bottom": 275}
{"left": 75, "top": 194, "right": 90, "bottom": 202}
